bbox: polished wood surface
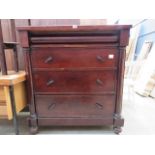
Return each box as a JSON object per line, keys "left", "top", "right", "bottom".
{"left": 18, "top": 25, "right": 131, "bottom": 134}
{"left": 17, "top": 25, "right": 131, "bottom": 47}
{"left": 31, "top": 47, "right": 118, "bottom": 69}
{"left": 17, "top": 25, "right": 131, "bottom": 31}
{"left": 30, "top": 36, "right": 118, "bottom": 44}
{"left": 38, "top": 117, "right": 113, "bottom": 126}
{"left": 33, "top": 70, "right": 116, "bottom": 93}
{"left": 35, "top": 95, "right": 115, "bottom": 117}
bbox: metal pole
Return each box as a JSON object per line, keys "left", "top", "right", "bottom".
{"left": 9, "top": 85, "right": 19, "bottom": 135}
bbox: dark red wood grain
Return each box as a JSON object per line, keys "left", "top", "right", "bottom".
{"left": 33, "top": 70, "right": 116, "bottom": 93}
{"left": 35, "top": 95, "right": 115, "bottom": 118}
{"left": 17, "top": 25, "right": 131, "bottom": 32}
{"left": 31, "top": 47, "right": 118, "bottom": 69}
{"left": 38, "top": 117, "right": 113, "bottom": 126}
{"left": 17, "top": 25, "right": 131, "bottom": 134}
{"left": 30, "top": 36, "right": 118, "bottom": 44}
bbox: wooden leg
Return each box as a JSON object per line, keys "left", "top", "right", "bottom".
{"left": 9, "top": 85, "right": 19, "bottom": 135}
{"left": 113, "top": 126, "right": 122, "bottom": 134}
{"left": 113, "top": 114, "right": 124, "bottom": 135}
{"left": 28, "top": 115, "right": 38, "bottom": 135}
{"left": 29, "top": 126, "right": 39, "bottom": 135}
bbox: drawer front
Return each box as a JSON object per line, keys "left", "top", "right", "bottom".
{"left": 35, "top": 95, "right": 115, "bottom": 117}
{"left": 31, "top": 47, "right": 117, "bottom": 68}
{"left": 33, "top": 70, "right": 116, "bottom": 93}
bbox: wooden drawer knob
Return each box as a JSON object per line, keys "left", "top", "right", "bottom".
{"left": 96, "top": 78, "right": 103, "bottom": 85}
{"left": 96, "top": 55, "right": 104, "bottom": 62}
{"left": 48, "top": 103, "right": 56, "bottom": 110}
{"left": 44, "top": 56, "right": 53, "bottom": 63}
{"left": 46, "top": 79, "right": 55, "bottom": 86}
{"left": 96, "top": 103, "right": 103, "bottom": 109}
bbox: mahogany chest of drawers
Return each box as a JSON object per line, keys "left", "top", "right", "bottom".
{"left": 18, "top": 25, "right": 131, "bottom": 134}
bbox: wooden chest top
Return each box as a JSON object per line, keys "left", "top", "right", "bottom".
{"left": 17, "top": 25, "right": 131, "bottom": 48}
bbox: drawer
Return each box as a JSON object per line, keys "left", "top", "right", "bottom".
{"left": 33, "top": 70, "right": 116, "bottom": 93}
{"left": 30, "top": 36, "right": 118, "bottom": 44}
{"left": 31, "top": 47, "right": 117, "bottom": 69}
{"left": 35, "top": 95, "right": 115, "bottom": 117}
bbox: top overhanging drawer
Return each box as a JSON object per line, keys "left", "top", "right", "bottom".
{"left": 30, "top": 35, "right": 118, "bottom": 44}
